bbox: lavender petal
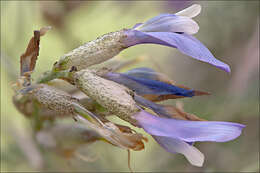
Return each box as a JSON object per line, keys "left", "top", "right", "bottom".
{"left": 153, "top": 135, "right": 204, "bottom": 167}
{"left": 175, "top": 4, "right": 201, "bottom": 18}
{"left": 133, "top": 23, "right": 143, "bottom": 29}
{"left": 135, "top": 110, "right": 245, "bottom": 142}
{"left": 136, "top": 14, "right": 199, "bottom": 34}
{"left": 123, "top": 30, "right": 231, "bottom": 73}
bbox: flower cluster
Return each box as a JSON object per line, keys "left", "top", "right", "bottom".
{"left": 13, "top": 4, "right": 244, "bottom": 169}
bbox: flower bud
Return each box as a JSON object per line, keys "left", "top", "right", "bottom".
{"left": 74, "top": 69, "right": 139, "bottom": 126}
{"left": 53, "top": 30, "right": 128, "bottom": 71}
{"left": 24, "top": 84, "right": 80, "bottom": 116}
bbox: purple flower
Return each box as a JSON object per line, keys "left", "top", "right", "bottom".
{"left": 131, "top": 92, "right": 244, "bottom": 167}
{"left": 133, "top": 110, "right": 245, "bottom": 167}
{"left": 104, "top": 66, "right": 245, "bottom": 167}
{"left": 135, "top": 110, "right": 245, "bottom": 143}
{"left": 104, "top": 67, "right": 209, "bottom": 102}
{"left": 122, "top": 4, "right": 231, "bottom": 73}
{"left": 153, "top": 135, "right": 204, "bottom": 167}
{"left": 103, "top": 65, "right": 243, "bottom": 167}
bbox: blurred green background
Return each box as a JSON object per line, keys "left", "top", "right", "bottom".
{"left": 1, "top": 1, "right": 259, "bottom": 172}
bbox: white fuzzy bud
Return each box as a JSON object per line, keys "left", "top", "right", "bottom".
{"left": 74, "top": 69, "right": 139, "bottom": 125}
{"left": 53, "top": 30, "right": 127, "bottom": 71}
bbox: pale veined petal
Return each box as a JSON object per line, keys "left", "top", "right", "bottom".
{"left": 136, "top": 14, "right": 199, "bottom": 35}
{"left": 135, "top": 110, "right": 245, "bottom": 142}
{"left": 175, "top": 4, "right": 202, "bottom": 18}
{"left": 153, "top": 135, "right": 204, "bottom": 167}
{"left": 135, "top": 14, "right": 174, "bottom": 30}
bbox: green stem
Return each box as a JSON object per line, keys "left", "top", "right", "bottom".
{"left": 72, "top": 103, "right": 105, "bottom": 126}
{"left": 36, "top": 70, "right": 74, "bottom": 84}
{"left": 31, "top": 101, "right": 43, "bottom": 132}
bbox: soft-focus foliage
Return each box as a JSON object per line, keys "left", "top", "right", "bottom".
{"left": 1, "top": 1, "right": 259, "bottom": 172}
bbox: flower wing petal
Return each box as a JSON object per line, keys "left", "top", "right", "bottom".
{"left": 153, "top": 135, "right": 204, "bottom": 167}
{"left": 175, "top": 4, "right": 202, "bottom": 18}
{"left": 136, "top": 14, "right": 199, "bottom": 34}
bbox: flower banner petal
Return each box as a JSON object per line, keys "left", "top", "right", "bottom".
{"left": 144, "top": 32, "right": 231, "bottom": 73}
{"left": 123, "top": 30, "right": 231, "bottom": 73}
{"left": 135, "top": 110, "right": 245, "bottom": 142}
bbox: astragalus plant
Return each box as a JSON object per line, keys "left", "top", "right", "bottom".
{"left": 13, "top": 4, "right": 244, "bottom": 169}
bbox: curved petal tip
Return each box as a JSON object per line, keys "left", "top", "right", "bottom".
{"left": 153, "top": 136, "right": 204, "bottom": 167}
{"left": 135, "top": 110, "right": 245, "bottom": 142}
{"left": 175, "top": 4, "right": 202, "bottom": 18}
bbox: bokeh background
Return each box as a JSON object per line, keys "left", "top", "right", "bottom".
{"left": 1, "top": 1, "right": 259, "bottom": 172}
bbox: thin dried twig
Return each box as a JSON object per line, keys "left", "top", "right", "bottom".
{"left": 127, "top": 149, "right": 133, "bottom": 173}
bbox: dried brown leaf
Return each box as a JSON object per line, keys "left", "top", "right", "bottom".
{"left": 40, "top": 26, "right": 52, "bottom": 36}
{"left": 160, "top": 102, "right": 206, "bottom": 121}
{"left": 100, "top": 122, "right": 147, "bottom": 151}
{"left": 76, "top": 116, "right": 147, "bottom": 151}
{"left": 20, "top": 26, "right": 51, "bottom": 76}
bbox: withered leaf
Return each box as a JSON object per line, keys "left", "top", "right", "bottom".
{"left": 76, "top": 116, "right": 147, "bottom": 151}
{"left": 167, "top": 102, "right": 206, "bottom": 121}
{"left": 20, "top": 26, "right": 51, "bottom": 76}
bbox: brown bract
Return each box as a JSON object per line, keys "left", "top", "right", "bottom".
{"left": 109, "top": 123, "right": 148, "bottom": 151}
{"left": 142, "top": 87, "right": 210, "bottom": 102}
{"left": 77, "top": 116, "right": 147, "bottom": 151}
{"left": 20, "top": 26, "right": 51, "bottom": 77}
{"left": 164, "top": 102, "right": 206, "bottom": 121}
